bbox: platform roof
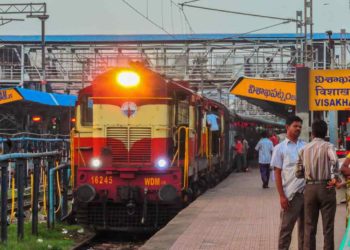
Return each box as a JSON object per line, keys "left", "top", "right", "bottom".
{"left": 0, "top": 87, "right": 76, "bottom": 107}
{"left": 0, "top": 33, "right": 346, "bottom": 43}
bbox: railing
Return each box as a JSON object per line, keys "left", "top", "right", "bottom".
{"left": 0, "top": 134, "right": 71, "bottom": 242}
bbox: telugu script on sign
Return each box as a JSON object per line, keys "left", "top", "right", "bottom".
{"left": 310, "top": 70, "right": 350, "bottom": 111}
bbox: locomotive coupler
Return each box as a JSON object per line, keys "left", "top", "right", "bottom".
{"left": 126, "top": 200, "right": 136, "bottom": 216}
{"left": 102, "top": 190, "right": 108, "bottom": 229}
{"left": 141, "top": 188, "right": 148, "bottom": 224}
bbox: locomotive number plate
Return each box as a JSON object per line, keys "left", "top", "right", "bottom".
{"left": 90, "top": 176, "right": 113, "bottom": 185}
{"left": 144, "top": 177, "right": 166, "bottom": 186}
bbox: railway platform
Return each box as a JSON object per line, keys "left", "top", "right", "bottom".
{"left": 141, "top": 167, "right": 346, "bottom": 250}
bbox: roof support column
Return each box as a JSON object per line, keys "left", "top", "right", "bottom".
{"left": 20, "top": 45, "right": 24, "bottom": 87}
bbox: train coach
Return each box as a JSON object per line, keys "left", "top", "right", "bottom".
{"left": 71, "top": 62, "right": 234, "bottom": 231}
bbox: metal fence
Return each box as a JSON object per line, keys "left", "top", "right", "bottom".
{"left": 0, "top": 135, "right": 71, "bottom": 242}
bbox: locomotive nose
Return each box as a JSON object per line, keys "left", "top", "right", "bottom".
{"left": 76, "top": 184, "right": 96, "bottom": 203}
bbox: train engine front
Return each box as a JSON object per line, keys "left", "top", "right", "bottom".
{"left": 72, "top": 64, "right": 187, "bottom": 231}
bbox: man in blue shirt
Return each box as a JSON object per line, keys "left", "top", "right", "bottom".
{"left": 255, "top": 130, "right": 274, "bottom": 188}
{"left": 206, "top": 112, "right": 220, "bottom": 154}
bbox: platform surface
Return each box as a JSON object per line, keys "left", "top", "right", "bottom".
{"left": 141, "top": 168, "right": 346, "bottom": 250}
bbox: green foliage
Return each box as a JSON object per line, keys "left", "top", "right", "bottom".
{"left": 0, "top": 222, "right": 82, "bottom": 250}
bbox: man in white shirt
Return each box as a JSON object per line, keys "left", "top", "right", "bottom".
{"left": 270, "top": 115, "right": 306, "bottom": 250}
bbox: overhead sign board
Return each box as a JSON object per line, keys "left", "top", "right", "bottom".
{"left": 230, "top": 77, "right": 296, "bottom": 106}
{"left": 0, "top": 89, "right": 23, "bottom": 105}
{"left": 309, "top": 69, "right": 350, "bottom": 111}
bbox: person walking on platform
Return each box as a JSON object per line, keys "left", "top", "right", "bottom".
{"left": 295, "top": 120, "right": 339, "bottom": 250}
{"left": 270, "top": 115, "right": 306, "bottom": 250}
{"left": 206, "top": 111, "right": 220, "bottom": 154}
{"left": 242, "top": 137, "right": 250, "bottom": 172}
{"left": 270, "top": 132, "right": 279, "bottom": 146}
{"left": 233, "top": 135, "right": 244, "bottom": 172}
{"left": 255, "top": 131, "right": 273, "bottom": 188}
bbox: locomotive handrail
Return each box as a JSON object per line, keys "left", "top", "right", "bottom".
{"left": 208, "top": 128, "right": 215, "bottom": 171}
{"left": 170, "top": 148, "right": 179, "bottom": 168}
{"left": 74, "top": 131, "right": 87, "bottom": 169}
{"left": 70, "top": 129, "right": 75, "bottom": 188}
{"left": 175, "top": 126, "right": 190, "bottom": 190}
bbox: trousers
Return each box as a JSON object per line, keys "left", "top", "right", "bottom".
{"left": 259, "top": 163, "right": 270, "bottom": 186}
{"left": 278, "top": 192, "right": 304, "bottom": 250}
{"left": 303, "top": 184, "right": 336, "bottom": 250}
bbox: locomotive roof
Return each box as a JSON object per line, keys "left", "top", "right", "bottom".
{"left": 77, "top": 63, "right": 229, "bottom": 113}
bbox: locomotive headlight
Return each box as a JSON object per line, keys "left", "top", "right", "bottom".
{"left": 90, "top": 158, "right": 102, "bottom": 169}
{"left": 155, "top": 158, "right": 169, "bottom": 169}
{"left": 116, "top": 71, "right": 140, "bottom": 87}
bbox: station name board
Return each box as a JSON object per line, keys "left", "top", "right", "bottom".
{"left": 230, "top": 77, "right": 296, "bottom": 105}
{"left": 309, "top": 69, "right": 350, "bottom": 111}
{"left": 0, "top": 89, "right": 23, "bottom": 105}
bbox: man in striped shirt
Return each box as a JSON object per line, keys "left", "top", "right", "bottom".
{"left": 296, "top": 120, "right": 339, "bottom": 250}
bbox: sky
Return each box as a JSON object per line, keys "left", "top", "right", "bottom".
{"left": 0, "top": 0, "right": 349, "bottom": 35}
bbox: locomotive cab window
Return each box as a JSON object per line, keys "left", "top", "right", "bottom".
{"left": 175, "top": 98, "right": 189, "bottom": 126}
{"left": 80, "top": 95, "right": 93, "bottom": 126}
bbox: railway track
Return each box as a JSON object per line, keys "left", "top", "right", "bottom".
{"left": 6, "top": 192, "right": 72, "bottom": 215}
{"left": 72, "top": 231, "right": 151, "bottom": 250}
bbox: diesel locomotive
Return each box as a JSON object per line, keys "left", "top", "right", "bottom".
{"left": 72, "top": 63, "right": 234, "bottom": 231}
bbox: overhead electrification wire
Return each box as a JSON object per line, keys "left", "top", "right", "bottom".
{"left": 161, "top": 0, "right": 164, "bottom": 28}
{"left": 170, "top": 0, "right": 174, "bottom": 33}
{"left": 181, "top": 0, "right": 202, "bottom": 4}
{"left": 225, "top": 20, "right": 292, "bottom": 41}
{"left": 122, "top": 0, "right": 178, "bottom": 38}
{"left": 180, "top": 3, "right": 299, "bottom": 23}
{"left": 123, "top": 1, "right": 293, "bottom": 59}
{"left": 171, "top": 0, "right": 195, "bottom": 34}
{"left": 196, "top": 20, "right": 293, "bottom": 53}
{"left": 181, "top": 8, "right": 195, "bottom": 33}
{"left": 146, "top": 0, "right": 149, "bottom": 18}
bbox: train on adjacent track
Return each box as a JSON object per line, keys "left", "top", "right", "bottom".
{"left": 70, "top": 62, "right": 284, "bottom": 231}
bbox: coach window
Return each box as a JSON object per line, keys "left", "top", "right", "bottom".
{"left": 80, "top": 95, "right": 93, "bottom": 126}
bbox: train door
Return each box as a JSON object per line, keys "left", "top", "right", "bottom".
{"left": 77, "top": 94, "right": 94, "bottom": 168}
{"left": 195, "top": 101, "right": 203, "bottom": 156}
{"left": 174, "top": 96, "right": 190, "bottom": 159}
